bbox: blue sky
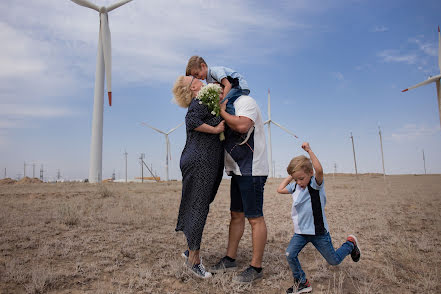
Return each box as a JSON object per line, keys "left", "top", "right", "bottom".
{"left": 1, "top": 0, "right": 440, "bottom": 181}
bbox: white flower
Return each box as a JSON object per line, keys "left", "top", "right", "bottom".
{"left": 211, "top": 111, "right": 216, "bottom": 115}
{"left": 199, "top": 101, "right": 202, "bottom": 104}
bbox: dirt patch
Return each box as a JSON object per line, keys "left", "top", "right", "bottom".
{"left": 0, "top": 175, "right": 440, "bottom": 293}
{"left": 0, "top": 178, "right": 16, "bottom": 185}
{"left": 15, "top": 177, "right": 43, "bottom": 185}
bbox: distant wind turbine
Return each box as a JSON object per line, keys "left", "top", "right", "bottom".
{"left": 141, "top": 122, "right": 184, "bottom": 181}
{"left": 402, "top": 26, "right": 441, "bottom": 128}
{"left": 264, "top": 89, "right": 299, "bottom": 178}
{"left": 70, "top": 0, "right": 133, "bottom": 183}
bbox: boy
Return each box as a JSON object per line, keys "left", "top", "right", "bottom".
{"left": 277, "top": 142, "right": 361, "bottom": 294}
{"left": 186, "top": 56, "right": 250, "bottom": 115}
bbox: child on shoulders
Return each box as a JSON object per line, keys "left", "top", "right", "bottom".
{"left": 186, "top": 56, "right": 250, "bottom": 115}
{"left": 277, "top": 142, "right": 361, "bottom": 294}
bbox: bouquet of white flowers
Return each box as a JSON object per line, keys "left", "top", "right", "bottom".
{"left": 196, "top": 83, "right": 225, "bottom": 141}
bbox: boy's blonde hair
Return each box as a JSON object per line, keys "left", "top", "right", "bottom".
{"left": 172, "top": 76, "right": 193, "bottom": 108}
{"left": 186, "top": 56, "right": 206, "bottom": 76}
{"left": 287, "top": 155, "right": 313, "bottom": 175}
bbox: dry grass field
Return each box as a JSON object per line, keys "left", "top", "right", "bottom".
{"left": 1, "top": 174, "right": 440, "bottom": 294}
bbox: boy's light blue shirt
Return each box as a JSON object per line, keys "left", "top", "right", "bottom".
{"left": 286, "top": 176, "right": 329, "bottom": 235}
{"left": 206, "top": 66, "right": 249, "bottom": 91}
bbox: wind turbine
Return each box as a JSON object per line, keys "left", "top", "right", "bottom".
{"left": 140, "top": 122, "right": 184, "bottom": 181}
{"left": 402, "top": 26, "right": 441, "bottom": 129}
{"left": 70, "top": 0, "right": 133, "bottom": 183}
{"left": 264, "top": 89, "right": 299, "bottom": 178}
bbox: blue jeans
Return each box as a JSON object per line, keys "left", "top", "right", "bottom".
{"left": 286, "top": 232, "right": 354, "bottom": 283}
{"left": 222, "top": 88, "right": 250, "bottom": 115}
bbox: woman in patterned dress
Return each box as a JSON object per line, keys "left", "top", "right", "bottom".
{"left": 172, "top": 76, "right": 225, "bottom": 278}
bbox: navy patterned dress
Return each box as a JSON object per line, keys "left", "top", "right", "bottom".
{"left": 175, "top": 98, "right": 225, "bottom": 250}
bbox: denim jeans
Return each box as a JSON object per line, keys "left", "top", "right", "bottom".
{"left": 286, "top": 232, "right": 354, "bottom": 283}
{"left": 222, "top": 88, "right": 250, "bottom": 115}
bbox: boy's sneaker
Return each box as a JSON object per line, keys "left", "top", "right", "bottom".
{"left": 347, "top": 235, "right": 361, "bottom": 262}
{"left": 210, "top": 256, "right": 237, "bottom": 273}
{"left": 184, "top": 259, "right": 212, "bottom": 279}
{"left": 181, "top": 249, "right": 189, "bottom": 259}
{"left": 233, "top": 266, "right": 263, "bottom": 283}
{"left": 286, "top": 279, "right": 312, "bottom": 294}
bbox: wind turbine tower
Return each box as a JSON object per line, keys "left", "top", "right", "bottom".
{"left": 70, "top": 0, "right": 133, "bottom": 183}
{"left": 264, "top": 89, "right": 299, "bottom": 178}
{"left": 141, "top": 122, "right": 184, "bottom": 181}
{"left": 402, "top": 26, "right": 441, "bottom": 128}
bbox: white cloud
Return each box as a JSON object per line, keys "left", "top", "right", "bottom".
{"left": 408, "top": 37, "right": 437, "bottom": 57}
{"left": 390, "top": 123, "right": 440, "bottom": 141}
{"left": 372, "top": 25, "right": 389, "bottom": 33}
{"left": 377, "top": 50, "right": 417, "bottom": 64}
{"left": 332, "top": 71, "right": 345, "bottom": 81}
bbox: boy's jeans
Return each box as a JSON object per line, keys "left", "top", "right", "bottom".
{"left": 286, "top": 232, "right": 354, "bottom": 283}
{"left": 222, "top": 88, "right": 250, "bottom": 115}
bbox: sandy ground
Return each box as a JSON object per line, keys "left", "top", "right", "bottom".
{"left": 1, "top": 174, "right": 441, "bottom": 294}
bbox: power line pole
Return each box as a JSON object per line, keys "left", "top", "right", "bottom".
{"left": 422, "top": 149, "right": 427, "bottom": 175}
{"left": 124, "top": 150, "right": 128, "bottom": 183}
{"left": 40, "top": 165, "right": 44, "bottom": 181}
{"left": 23, "top": 161, "right": 27, "bottom": 178}
{"left": 140, "top": 153, "right": 145, "bottom": 183}
{"left": 57, "top": 169, "right": 61, "bottom": 180}
{"left": 32, "top": 163, "right": 36, "bottom": 178}
{"left": 333, "top": 162, "right": 337, "bottom": 179}
{"left": 350, "top": 132, "right": 358, "bottom": 175}
{"left": 378, "top": 126, "right": 386, "bottom": 178}
{"left": 4, "top": 168, "right": 6, "bottom": 179}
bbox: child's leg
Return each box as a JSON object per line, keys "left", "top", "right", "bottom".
{"left": 222, "top": 88, "right": 243, "bottom": 115}
{"left": 286, "top": 234, "right": 309, "bottom": 283}
{"left": 310, "top": 232, "right": 353, "bottom": 266}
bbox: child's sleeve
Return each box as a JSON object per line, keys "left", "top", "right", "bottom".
{"left": 210, "top": 67, "right": 227, "bottom": 83}
{"left": 311, "top": 176, "right": 324, "bottom": 190}
{"left": 285, "top": 182, "right": 295, "bottom": 194}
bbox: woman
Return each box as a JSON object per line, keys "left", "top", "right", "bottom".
{"left": 172, "top": 76, "right": 225, "bottom": 278}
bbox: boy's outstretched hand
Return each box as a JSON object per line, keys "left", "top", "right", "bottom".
{"left": 302, "top": 142, "right": 311, "bottom": 152}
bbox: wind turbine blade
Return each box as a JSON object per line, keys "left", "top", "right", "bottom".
{"left": 167, "top": 122, "right": 184, "bottom": 134}
{"left": 106, "top": 0, "right": 133, "bottom": 12}
{"left": 436, "top": 79, "right": 441, "bottom": 128}
{"left": 140, "top": 122, "right": 166, "bottom": 134}
{"left": 263, "top": 120, "right": 270, "bottom": 125}
{"left": 70, "top": 0, "right": 100, "bottom": 11}
{"left": 402, "top": 75, "right": 441, "bottom": 92}
{"left": 438, "top": 26, "right": 441, "bottom": 73}
{"left": 100, "top": 13, "right": 112, "bottom": 106}
{"left": 272, "top": 121, "right": 299, "bottom": 138}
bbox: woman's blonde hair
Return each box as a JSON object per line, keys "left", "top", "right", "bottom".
{"left": 172, "top": 76, "right": 193, "bottom": 108}
{"left": 287, "top": 155, "right": 313, "bottom": 175}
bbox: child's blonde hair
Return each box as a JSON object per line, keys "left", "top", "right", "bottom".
{"left": 172, "top": 76, "right": 193, "bottom": 108}
{"left": 186, "top": 56, "right": 206, "bottom": 76}
{"left": 287, "top": 155, "right": 313, "bottom": 175}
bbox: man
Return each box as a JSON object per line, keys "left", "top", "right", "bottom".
{"left": 210, "top": 93, "right": 269, "bottom": 283}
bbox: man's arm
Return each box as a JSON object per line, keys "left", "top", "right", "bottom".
{"left": 277, "top": 175, "right": 293, "bottom": 194}
{"left": 302, "top": 142, "right": 323, "bottom": 185}
{"left": 219, "top": 99, "right": 254, "bottom": 133}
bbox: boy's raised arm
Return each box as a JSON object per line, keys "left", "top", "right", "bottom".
{"left": 302, "top": 142, "right": 323, "bottom": 185}
{"left": 277, "top": 175, "right": 293, "bottom": 194}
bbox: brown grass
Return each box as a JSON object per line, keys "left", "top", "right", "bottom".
{"left": 0, "top": 175, "right": 440, "bottom": 293}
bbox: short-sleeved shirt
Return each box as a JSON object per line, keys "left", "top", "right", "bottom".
{"left": 224, "top": 95, "right": 268, "bottom": 176}
{"left": 207, "top": 66, "right": 249, "bottom": 91}
{"left": 286, "top": 176, "right": 329, "bottom": 235}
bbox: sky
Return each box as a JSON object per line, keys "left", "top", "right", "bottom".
{"left": 1, "top": 0, "right": 441, "bottom": 181}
